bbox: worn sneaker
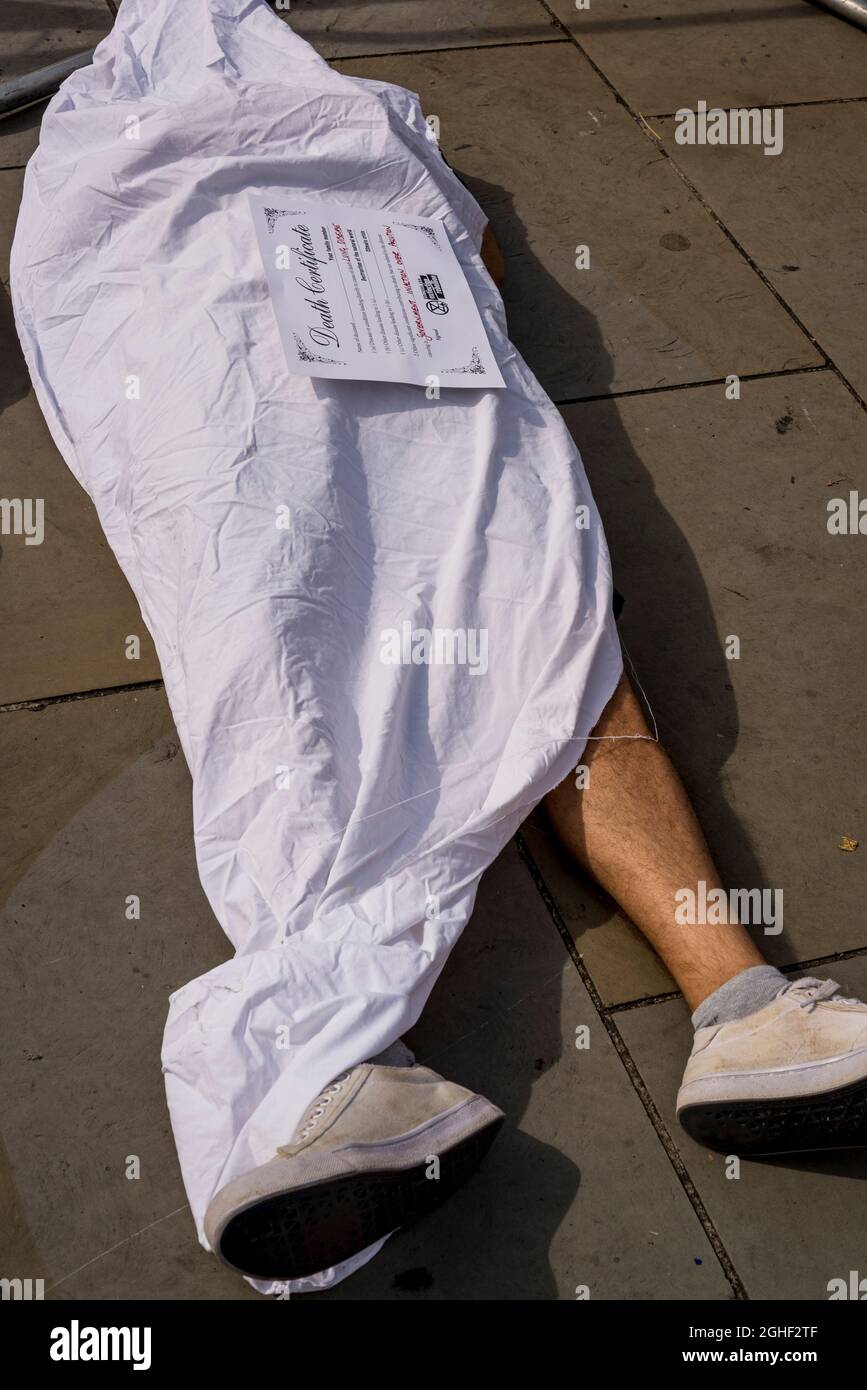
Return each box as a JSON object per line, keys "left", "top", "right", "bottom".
{"left": 677, "top": 978, "right": 867, "bottom": 1156}
{"left": 204, "top": 1062, "right": 504, "bottom": 1279}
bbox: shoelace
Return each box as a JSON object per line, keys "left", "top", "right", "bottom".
{"left": 780, "top": 977, "right": 861, "bottom": 1010}
{"left": 294, "top": 1071, "right": 352, "bottom": 1143}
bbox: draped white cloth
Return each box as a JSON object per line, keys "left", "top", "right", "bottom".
{"left": 11, "top": 0, "right": 622, "bottom": 1292}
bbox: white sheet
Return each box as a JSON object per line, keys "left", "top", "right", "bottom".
{"left": 11, "top": 0, "right": 623, "bottom": 1293}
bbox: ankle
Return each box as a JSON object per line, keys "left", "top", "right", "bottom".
{"left": 691, "top": 964, "right": 788, "bottom": 1030}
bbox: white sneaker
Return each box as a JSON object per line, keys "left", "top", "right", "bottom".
{"left": 677, "top": 978, "right": 867, "bottom": 1155}
{"left": 204, "top": 1063, "right": 504, "bottom": 1280}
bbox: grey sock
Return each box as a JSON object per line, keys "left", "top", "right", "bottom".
{"left": 692, "top": 964, "right": 788, "bottom": 1031}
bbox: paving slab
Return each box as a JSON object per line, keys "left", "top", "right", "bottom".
{"left": 0, "top": 0, "right": 112, "bottom": 83}
{"left": 546, "top": 0, "right": 867, "bottom": 113}
{"left": 0, "top": 688, "right": 731, "bottom": 1299}
{"left": 547, "top": 370, "right": 867, "bottom": 1003}
{"left": 0, "top": 166, "right": 24, "bottom": 283}
{"left": 0, "top": 103, "right": 42, "bottom": 170}
{"left": 0, "top": 314, "right": 161, "bottom": 704}
{"left": 284, "top": 0, "right": 563, "bottom": 59}
{"left": 617, "top": 955, "right": 867, "bottom": 1301}
{"left": 657, "top": 102, "right": 867, "bottom": 404}
{"left": 315, "top": 918, "right": 731, "bottom": 1299}
{"left": 0, "top": 687, "right": 244, "bottom": 1298}
{"left": 337, "top": 44, "right": 819, "bottom": 400}
{"left": 0, "top": 6, "right": 559, "bottom": 168}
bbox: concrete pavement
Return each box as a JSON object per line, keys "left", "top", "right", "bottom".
{"left": 1, "top": 0, "right": 865, "bottom": 1300}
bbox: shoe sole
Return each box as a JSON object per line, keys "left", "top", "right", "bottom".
{"left": 678, "top": 1073, "right": 867, "bottom": 1156}
{"left": 216, "top": 1112, "right": 504, "bottom": 1280}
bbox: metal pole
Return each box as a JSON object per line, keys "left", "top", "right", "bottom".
{"left": 0, "top": 50, "right": 94, "bottom": 120}
{"left": 810, "top": 0, "right": 867, "bottom": 29}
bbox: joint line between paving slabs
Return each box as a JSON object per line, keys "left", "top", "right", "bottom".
{"left": 651, "top": 96, "right": 867, "bottom": 119}
{"left": 607, "top": 945, "right": 867, "bottom": 1016}
{"left": 0, "top": 678, "right": 165, "bottom": 714}
{"left": 534, "top": 0, "right": 867, "bottom": 416}
{"left": 336, "top": 37, "right": 570, "bottom": 64}
{"left": 778, "top": 944, "right": 867, "bottom": 976}
{"left": 515, "top": 828, "right": 749, "bottom": 1300}
{"left": 553, "top": 363, "right": 830, "bottom": 408}
{"left": 608, "top": 989, "right": 683, "bottom": 1015}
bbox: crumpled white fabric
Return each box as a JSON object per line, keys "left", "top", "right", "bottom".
{"left": 11, "top": 0, "right": 623, "bottom": 1293}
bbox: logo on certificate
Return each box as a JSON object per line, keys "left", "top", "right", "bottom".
{"left": 419, "top": 272, "right": 449, "bottom": 314}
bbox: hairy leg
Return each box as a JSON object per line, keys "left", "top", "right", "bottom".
{"left": 544, "top": 670, "right": 765, "bottom": 1011}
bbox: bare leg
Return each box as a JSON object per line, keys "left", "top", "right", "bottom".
{"left": 544, "top": 670, "right": 765, "bottom": 1012}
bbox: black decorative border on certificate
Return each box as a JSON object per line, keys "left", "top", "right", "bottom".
{"left": 293, "top": 332, "right": 346, "bottom": 367}
{"left": 443, "top": 347, "right": 486, "bottom": 376}
{"left": 394, "top": 221, "right": 442, "bottom": 252}
{"left": 264, "top": 207, "right": 306, "bottom": 234}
